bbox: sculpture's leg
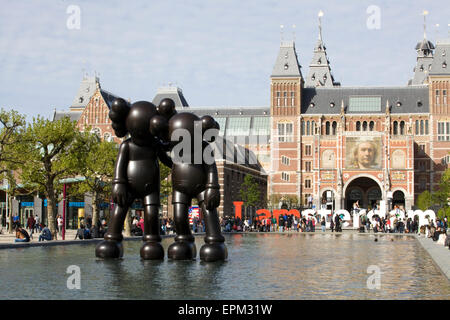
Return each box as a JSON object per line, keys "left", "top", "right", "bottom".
{"left": 140, "top": 193, "right": 164, "bottom": 260}
{"left": 168, "top": 195, "right": 196, "bottom": 260}
{"left": 199, "top": 200, "right": 228, "bottom": 262}
{"left": 95, "top": 204, "right": 128, "bottom": 259}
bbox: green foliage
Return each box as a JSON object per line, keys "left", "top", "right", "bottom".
{"left": 239, "top": 174, "right": 261, "bottom": 207}
{"left": 70, "top": 134, "right": 117, "bottom": 223}
{"left": 433, "top": 168, "right": 450, "bottom": 207}
{"left": 71, "top": 134, "right": 116, "bottom": 196}
{"left": 159, "top": 160, "right": 172, "bottom": 206}
{"left": 0, "top": 108, "right": 26, "bottom": 175}
{"left": 416, "top": 190, "right": 433, "bottom": 211}
{"left": 437, "top": 207, "right": 450, "bottom": 220}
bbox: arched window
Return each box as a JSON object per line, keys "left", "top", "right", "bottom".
{"left": 332, "top": 121, "right": 337, "bottom": 135}
{"left": 400, "top": 121, "right": 405, "bottom": 135}
{"left": 306, "top": 121, "right": 310, "bottom": 136}
{"left": 356, "top": 121, "right": 361, "bottom": 131}
{"left": 425, "top": 120, "right": 429, "bottom": 134}
{"left": 415, "top": 120, "right": 419, "bottom": 135}
{"left": 362, "top": 121, "right": 368, "bottom": 131}
{"left": 312, "top": 121, "right": 316, "bottom": 135}
{"left": 301, "top": 120, "right": 305, "bottom": 135}
{"left": 393, "top": 121, "right": 398, "bottom": 135}
{"left": 369, "top": 121, "right": 374, "bottom": 131}
{"left": 420, "top": 120, "right": 424, "bottom": 135}
{"left": 325, "top": 121, "right": 330, "bottom": 135}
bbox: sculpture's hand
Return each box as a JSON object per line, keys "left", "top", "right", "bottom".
{"left": 204, "top": 186, "right": 220, "bottom": 210}
{"left": 112, "top": 183, "right": 127, "bottom": 207}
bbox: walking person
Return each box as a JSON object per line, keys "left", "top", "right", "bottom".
{"left": 334, "top": 214, "right": 340, "bottom": 233}
{"left": 330, "top": 219, "right": 334, "bottom": 232}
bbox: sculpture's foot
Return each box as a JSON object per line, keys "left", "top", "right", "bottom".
{"left": 140, "top": 241, "right": 164, "bottom": 260}
{"left": 168, "top": 241, "right": 197, "bottom": 260}
{"left": 200, "top": 242, "right": 228, "bottom": 262}
{"left": 95, "top": 240, "right": 123, "bottom": 259}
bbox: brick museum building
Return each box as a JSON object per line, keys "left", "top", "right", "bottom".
{"left": 45, "top": 26, "right": 450, "bottom": 221}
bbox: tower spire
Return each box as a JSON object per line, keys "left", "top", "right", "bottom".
{"left": 423, "top": 10, "right": 429, "bottom": 39}
{"left": 305, "top": 10, "right": 340, "bottom": 87}
{"left": 318, "top": 10, "right": 324, "bottom": 42}
{"left": 409, "top": 10, "right": 435, "bottom": 85}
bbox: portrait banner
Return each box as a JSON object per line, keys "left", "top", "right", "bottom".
{"left": 345, "top": 137, "right": 381, "bottom": 169}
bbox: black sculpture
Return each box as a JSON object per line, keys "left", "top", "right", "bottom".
{"left": 165, "top": 112, "right": 228, "bottom": 262}
{"left": 95, "top": 98, "right": 172, "bottom": 260}
{"left": 95, "top": 97, "right": 227, "bottom": 262}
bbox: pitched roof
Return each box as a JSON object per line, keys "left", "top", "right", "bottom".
{"left": 52, "top": 110, "right": 82, "bottom": 122}
{"left": 70, "top": 76, "right": 99, "bottom": 109}
{"left": 301, "top": 86, "right": 429, "bottom": 114}
{"left": 429, "top": 39, "right": 450, "bottom": 76}
{"left": 152, "top": 86, "right": 189, "bottom": 108}
{"left": 271, "top": 41, "right": 302, "bottom": 78}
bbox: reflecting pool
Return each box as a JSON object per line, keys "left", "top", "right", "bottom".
{"left": 0, "top": 233, "right": 449, "bottom": 299}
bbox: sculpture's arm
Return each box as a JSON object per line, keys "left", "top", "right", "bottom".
{"left": 203, "top": 141, "right": 220, "bottom": 210}
{"left": 112, "top": 140, "right": 129, "bottom": 206}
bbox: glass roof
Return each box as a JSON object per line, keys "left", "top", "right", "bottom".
{"left": 348, "top": 96, "right": 381, "bottom": 112}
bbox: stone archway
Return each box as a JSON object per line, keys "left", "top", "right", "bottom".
{"left": 344, "top": 176, "right": 382, "bottom": 210}
{"left": 392, "top": 190, "right": 405, "bottom": 209}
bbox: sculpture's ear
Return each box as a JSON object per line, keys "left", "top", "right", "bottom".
{"left": 201, "top": 115, "right": 219, "bottom": 142}
{"left": 149, "top": 114, "right": 169, "bottom": 141}
{"left": 157, "top": 98, "right": 177, "bottom": 121}
{"left": 109, "top": 98, "right": 130, "bottom": 138}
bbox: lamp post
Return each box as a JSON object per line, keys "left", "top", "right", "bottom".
{"left": 62, "top": 183, "right": 66, "bottom": 240}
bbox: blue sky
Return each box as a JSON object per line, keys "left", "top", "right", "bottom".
{"left": 0, "top": 0, "right": 449, "bottom": 120}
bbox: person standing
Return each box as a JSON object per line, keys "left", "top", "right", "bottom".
{"left": 57, "top": 215, "right": 63, "bottom": 235}
{"left": 321, "top": 217, "right": 326, "bottom": 232}
{"left": 34, "top": 214, "right": 41, "bottom": 233}
{"left": 26, "top": 215, "right": 35, "bottom": 233}
{"left": 308, "top": 195, "right": 313, "bottom": 209}
{"left": 330, "top": 219, "right": 335, "bottom": 232}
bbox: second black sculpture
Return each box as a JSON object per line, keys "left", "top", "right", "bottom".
{"left": 165, "top": 111, "right": 228, "bottom": 262}
{"left": 95, "top": 98, "right": 227, "bottom": 262}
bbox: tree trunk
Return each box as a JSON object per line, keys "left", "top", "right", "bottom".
{"left": 92, "top": 191, "right": 99, "bottom": 228}
{"left": 124, "top": 209, "right": 132, "bottom": 237}
{"left": 46, "top": 185, "right": 57, "bottom": 239}
{"left": 8, "top": 195, "right": 13, "bottom": 233}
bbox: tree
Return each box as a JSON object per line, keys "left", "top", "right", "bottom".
{"left": 71, "top": 134, "right": 117, "bottom": 227}
{"left": 240, "top": 174, "right": 261, "bottom": 217}
{"left": 416, "top": 190, "right": 433, "bottom": 211}
{"left": 15, "top": 116, "right": 91, "bottom": 237}
{"left": 0, "top": 109, "right": 26, "bottom": 233}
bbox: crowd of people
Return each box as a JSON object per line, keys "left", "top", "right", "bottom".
{"left": 219, "top": 214, "right": 344, "bottom": 233}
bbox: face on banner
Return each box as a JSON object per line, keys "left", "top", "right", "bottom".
{"left": 346, "top": 137, "right": 381, "bottom": 169}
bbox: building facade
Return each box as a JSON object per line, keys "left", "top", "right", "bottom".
{"left": 51, "top": 28, "right": 450, "bottom": 218}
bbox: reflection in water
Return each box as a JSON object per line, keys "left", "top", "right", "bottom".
{"left": 0, "top": 234, "right": 449, "bottom": 299}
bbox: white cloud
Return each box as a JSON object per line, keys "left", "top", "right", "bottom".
{"left": 0, "top": 0, "right": 449, "bottom": 119}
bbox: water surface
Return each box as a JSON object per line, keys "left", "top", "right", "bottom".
{"left": 0, "top": 233, "right": 448, "bottom": 299}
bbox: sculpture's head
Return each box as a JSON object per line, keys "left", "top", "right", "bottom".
{"left": 168, "top": 112, "right": 220, "bottom": 150}
{"left": 109, "top": 98, "right": 169, "bottom": 145}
